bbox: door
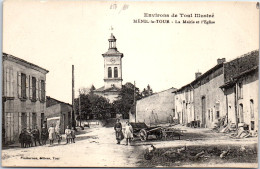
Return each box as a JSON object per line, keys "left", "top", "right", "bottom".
{"left": 41, "top": 113, "right": 44, "bottom": 129}
{"left": 5, "top": 112, "right": 14, "bottom": 143}
{"left": 201, "top": 96, "right": 206, "bottom": 127}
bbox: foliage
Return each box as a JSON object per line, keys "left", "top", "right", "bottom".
{"left": 75, "top": 82, "right": 153, "bottom": 120}
{"left": 141, "top": 84, "right": 153, "bottom": 98}
{"left": 75, "top": 93, "right": 111, "bottom": 120}
{"left": 112, "top": 82, "right": 142, "bottom": 118}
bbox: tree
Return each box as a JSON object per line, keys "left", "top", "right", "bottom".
{"left": 141, "top": 84, "right": 153, "bottom": 98}
{"left": 113, "top": 82, "right": 142, "bottom": 118}
{"left": 75, "top": 93, "right": 111, "bottom": 120}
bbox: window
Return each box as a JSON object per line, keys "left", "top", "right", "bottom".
{"left": 32, "top": 77, "right": 37, "bottom": 101}
{"left": 5, "top": 67, "right": 14, "bottom": 97}
{"left": 114, "top": 67, "right": 118, "bottom": 78}
{"left": 238, "top": 82, "right": 243, "bottom": 99}
{"left": 32, "top": 113, "right": 37, "bottom": 128}
{"left": 21, "top": 73, "right": 27, "bottom": 99}
{"left": 40, "top": 80, "right": 45, "bottom": 101}
{"left": 108, "top": 67, "right": 112, "bottom": 78}
{"left": 250, "top": 99, "right": 254, "bottom": 119}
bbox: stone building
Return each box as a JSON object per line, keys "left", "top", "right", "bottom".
{"left": 174, "top": 50, "right": 259, "bottom": 130}
{"left": 46, "top": 96, "right": 72, "bottom": 134}
{"left": 220, "top": 50, "right": 259, "bottom": 133}
{"left": 2, "top": 53, "right": 49, "bottom": 144}
{"left": 94, "top": 33, "right": 123, "bottom": 103}
{"left": 129, "top": 88, "right": 177, "bottom": 126}
{"left": 174, "top": 58, "right": 226, "bottom": 128}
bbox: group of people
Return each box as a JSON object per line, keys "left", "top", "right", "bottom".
{"left": 19, "top": 124, "right": 76, "bottom": 148}
{"left": 114, "top": 119, "right": 133, "bottom": 146}
{"left": 19, "top": 126, "right": 42, "bottom": 148}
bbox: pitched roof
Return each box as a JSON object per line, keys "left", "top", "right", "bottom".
{"left": 94, "top": 86, "right": 121, "bottom": 93}
{"left": 3, "top": 53, "right": 49, "bottom": 74}
{"left": 46, "top": 96, "right": 72, "bottom": 107}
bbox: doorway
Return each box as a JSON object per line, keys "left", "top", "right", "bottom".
{"left": 201, "top": 96, "right": 206, "bottom": 127}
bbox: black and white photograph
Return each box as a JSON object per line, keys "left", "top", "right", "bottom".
{"left": 1, "top": 0, "right": 259, "bottom": 167}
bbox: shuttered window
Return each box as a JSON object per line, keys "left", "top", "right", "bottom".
{"left": 21, "top": 73, "right": 26, "bottom": 99}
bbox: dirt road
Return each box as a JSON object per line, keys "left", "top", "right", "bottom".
{"left": 1, "top": 125, "right": 258, "bottom": 167}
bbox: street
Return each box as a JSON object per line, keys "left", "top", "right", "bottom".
{"left": 1, "top": 125, "right": 258, "bottom": 167}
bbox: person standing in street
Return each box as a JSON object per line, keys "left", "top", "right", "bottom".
{"left": 48, "top": 124, "right": 55, "bottom": 145}
{"left": 65, "top": 126, "right": 72, "bottom": 144}
{"left": 32, "top": 126, "right": 41, "bottom": 146}
{"left": 71, "top": 127, "right": 76, "bottom": 143}
{"left": 41, "top": 126, "right": 48, "bottom": 145}
{"left": 125, "top": 122, "right": 133, "bottom": 146}
{"left": 114, "top": 118, "right": 123, "bottom": 144}
{"left": 55, "top": 124, "right": 62, "bottom": 144}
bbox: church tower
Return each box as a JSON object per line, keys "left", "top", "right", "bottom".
{"left": 94, "top": 33, "right": 124, "bottom": 103}
{"left": 102, "top": 33, "right": 123, "bottom": 90}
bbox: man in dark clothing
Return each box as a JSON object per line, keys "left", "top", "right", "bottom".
{"left": 19, "top": 128, "right": 26, "bottom": 148}
{"left": 32, "top": 126, "right": 41, "bottom": 146}
{"left": 114, "top": 118, "right": 123, "bottom": 144}
{"left": 41, "top": 126, "right": 48, "bottom": 145}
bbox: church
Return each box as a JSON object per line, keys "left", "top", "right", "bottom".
{"left": 93, "top": 33, "right": 124, "bottom": 102}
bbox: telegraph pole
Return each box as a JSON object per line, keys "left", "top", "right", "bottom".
{"left": 72, "top": 65, "right": 75, "bottom": 128}
{"left": 134, "top": 81, "right": 136, "bottom": 123}
{"left": 78, "top": 89, "right": 81, "bottom": 127}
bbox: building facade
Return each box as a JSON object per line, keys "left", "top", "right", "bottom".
{"left": 2, "top": 53, "right": 49, "bottom": 144}
{"left": 46, "top": 96, "right": 72, "bottom": 134}
{"left": 175, "top": 60, "right": 226, "bottom": 128}
{"left": 129, "top": 88, "right": 177, "bottom": 126}
{"left": 175, "top": 50, "right": 259, "bottom": 130}
{"left": 94, "top": 33, "right": 123, "bottom": 103}
{"left": 220, "top": 50, "right": 259, "bottom": 133}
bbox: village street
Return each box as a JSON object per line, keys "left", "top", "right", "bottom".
{"left": 2, "top": 124, "right": 258, "bottom": 167}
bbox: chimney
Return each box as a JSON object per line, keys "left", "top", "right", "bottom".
{"left": 195, "top": 72, "right": 202, "bottom": 79}
{"left": 217, "top": 58, "right": 226, "bottom": 64}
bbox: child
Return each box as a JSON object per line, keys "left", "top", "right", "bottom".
{"left": 65, "top": 126, "right": 72, "bottom": 144}
{"left": 71, "top": 127, "right": 76, "bottom": 143}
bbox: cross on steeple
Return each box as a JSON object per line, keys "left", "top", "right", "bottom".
{"left": 109, "top": 26, "right": 114, "bottom": 32}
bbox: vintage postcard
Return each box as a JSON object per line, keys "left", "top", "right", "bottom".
{"left": 1, "top": 0, "right": 259, "bottom": 167}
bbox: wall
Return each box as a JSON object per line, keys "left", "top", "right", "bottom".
{"left": 237, "top": 72, "right": 258, "bottom": 131}
{"left": 46, "top": 103, "right": 72, "bottom": 133}
{"left": 95, "top": 91, "right": 119, "bottom": 103}
{"left": 175, "top": 89, "right": 194, "bottom": 125}
{"left": 132, "top": 88, "right": 176, "bottom": 126}
{"left": 194, "top": 73, "right": 226, "bottom": 128}
{"left": 3, "top": 58, "right": 47, "bottom": 144}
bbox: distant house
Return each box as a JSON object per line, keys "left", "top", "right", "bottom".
{"left": 46, "top": 96, "right": 72, "bottom": 133}
{"left": 130, "top": 88, "right": 177, "bottom": 126}
{"left": 2, "top": 53, "right": 49, "bottom": 144}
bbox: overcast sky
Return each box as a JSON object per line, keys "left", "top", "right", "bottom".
{"left": 3, "top": 0, "right": 259, "bottom": 103}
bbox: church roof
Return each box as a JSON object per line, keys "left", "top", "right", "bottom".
{"left": 103, "top": 48, "right": 123, "bottom": 55}
{"left": 94, "top": 86, "right": 121, "bottom": 93}
{"left": 94, "top": 86, "right": 105, "bottom": 92}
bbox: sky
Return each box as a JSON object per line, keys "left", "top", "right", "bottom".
{"left": 3, "top": 0, "right": 259, "bottom": 104}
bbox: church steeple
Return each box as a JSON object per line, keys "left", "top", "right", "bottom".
{"left": 108, "top": 33, "right": 117, "bottom": 50}
{"left": 102, "top": 32, "right": 124, "bottom": 90}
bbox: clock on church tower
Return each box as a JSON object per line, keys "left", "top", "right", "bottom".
{"left": 102, "top": 33, "right": 124, "bottom": 90}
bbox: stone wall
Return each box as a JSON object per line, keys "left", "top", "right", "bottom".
{"left": 132, "top": 88, "right": 176, "bottom": 126}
